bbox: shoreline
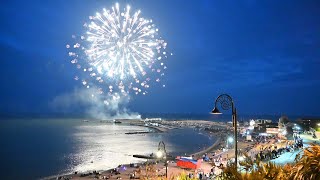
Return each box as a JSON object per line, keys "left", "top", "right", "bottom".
{"left": 44, "top": 119, "right": 229, "bottom": 180}
{"left": 120, "top": 119, "right": 228, "bottom": 158}
{"left": 191, "top": 137, "right": 222, "bottom": 158}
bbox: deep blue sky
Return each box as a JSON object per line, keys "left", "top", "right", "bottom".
{"left": 1, "top": 0, "right": 320, "bottom": 116}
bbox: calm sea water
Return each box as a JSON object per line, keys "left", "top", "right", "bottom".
{"left": 0, "top": 118, "right": 215, "bottom": 180}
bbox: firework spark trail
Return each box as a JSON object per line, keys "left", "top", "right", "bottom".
{"left": 67, "top": 3, "right": 172, "bottom": 104}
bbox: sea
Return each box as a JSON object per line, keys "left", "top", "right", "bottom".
{"left": 0, "top": 113, "right": 302, "bottom": 180}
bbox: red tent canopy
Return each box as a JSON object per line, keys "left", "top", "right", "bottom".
{"left": 176, "top": 158, "right": 201, "bottom": 169}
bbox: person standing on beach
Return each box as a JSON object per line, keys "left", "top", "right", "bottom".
{"left": 199, "top": 172, "right": 203, "bottom": 180}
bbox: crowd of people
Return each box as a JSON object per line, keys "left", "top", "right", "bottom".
{"left": 249, "top": 135, "right": 304, "bottom": 161}
{"left": 188, "top": 170, "right": 215, "bottom": 180}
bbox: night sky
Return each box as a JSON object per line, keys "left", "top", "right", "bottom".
{"left": 1, "top": 0, "right": 320, "bottom": 116}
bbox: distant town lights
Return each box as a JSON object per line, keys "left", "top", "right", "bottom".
{"left": 249, "top": 120, "right": 255, "bottom": 126}
{"left": 294, "top": 124, "right": 301, "bottom": 130}
{"left": 282, "top": 130, "right": 287, "bottom": 135}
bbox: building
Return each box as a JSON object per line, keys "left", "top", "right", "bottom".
{"left": 252, "top": 119, "right": 274, "bottom": 133}
{"left": 255, "top": 119, "right": 272, "bottom": 124}
{"left": 296, "top": 118, "right": 320, "bottom": 131}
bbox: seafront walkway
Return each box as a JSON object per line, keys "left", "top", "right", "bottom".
{"left": 270, "top": 133, "right": 320, "bottom": 165}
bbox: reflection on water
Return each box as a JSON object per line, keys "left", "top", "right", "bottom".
{"left": 70, "top": 124, "right": 158, "bottom": 172}
{"left": 0, "top": 119, "right": 215, "bottom": 179}
{"left": 69, "top": 123, "right": 215, "bottom": 173}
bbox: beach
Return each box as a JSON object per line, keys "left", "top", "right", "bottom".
{"left": 46, "top": 117, "right": 319, "bottom": 180}
{"left": 5, "top": 117, "right": 314, "bottom": 180}
{"left": 43, "top": 119, "right": 232, "bottom": 180}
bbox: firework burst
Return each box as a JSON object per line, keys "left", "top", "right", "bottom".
{"left": 67, "top": 3, "right": 171, "bottom": 98}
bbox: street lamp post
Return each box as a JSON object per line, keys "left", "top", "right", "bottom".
{"left": 211, "top": 94, "right": 238, "bottom": 168}
{"left": 157, "top": 141, "right": 168, "bottom": 178}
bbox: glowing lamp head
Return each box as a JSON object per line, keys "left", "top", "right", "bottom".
{"left": 239, "top": 156, "right": 245, "bottom": 161}
{"left": 228, "top": 137, "right": 234, "bottom": 143}
{"left": 211, "top": 107, "right": 222, "bottom": 114}
{"left": 156, "top": 151, "right": 163, "bottom": 158}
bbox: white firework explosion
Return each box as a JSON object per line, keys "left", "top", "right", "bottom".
{"left": 67, "top": 3, "right": 171, "bottom": 98}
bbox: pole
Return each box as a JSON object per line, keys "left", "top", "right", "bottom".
{"left": 165, "top": 161, "right": 168, "bottom": 178}
{"left": 233, "top": 108, "right": 238, "bottom": 168}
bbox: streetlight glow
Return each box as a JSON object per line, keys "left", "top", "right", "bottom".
{"left": 211, "top": 107, "right": 222, "bottom": 114}
{"left": 239, "top": 156, "right": 245, "bottom": 161}
{"left": 228, "top": 137, "right": 234, "bottom": 143}
{"left": 157, "top": 141, "right": 168, "bottom": 178}
{"left": 156, "top": 151, "right": 163, "bottom": 158}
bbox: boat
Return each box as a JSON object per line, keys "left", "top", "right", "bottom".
{"left": 113, "top": 119, "right": 122, "bottom": 124}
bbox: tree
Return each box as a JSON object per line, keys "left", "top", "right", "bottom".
{"left": 288, "top": 144, "right": 320, "bottom": 180}
{"left": 218, "top": 144, "right": 320, "bottom": 180}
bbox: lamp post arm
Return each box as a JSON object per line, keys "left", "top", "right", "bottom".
{"left": 214, "top": 94, "right": 234, "bottom": 111}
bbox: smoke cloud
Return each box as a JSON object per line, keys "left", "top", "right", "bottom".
{"left": 50, "top": 87, "right": 141, "bottom": 120}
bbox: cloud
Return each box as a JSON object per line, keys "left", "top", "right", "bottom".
{"left": 50, "top": 87, "right": 140, "bottom": 120}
